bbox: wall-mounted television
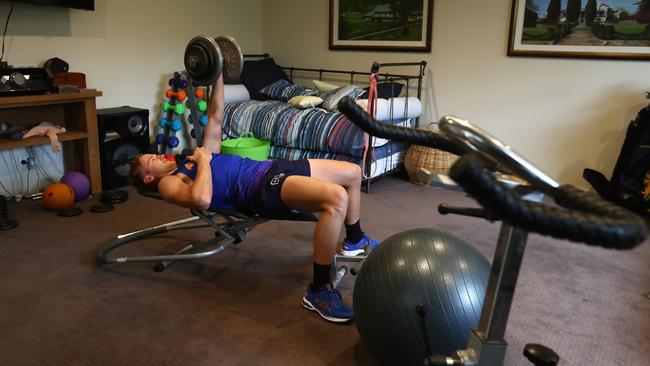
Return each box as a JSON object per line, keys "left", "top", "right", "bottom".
{"left": 3, "top": 0, "right": 94, "bottom": 10}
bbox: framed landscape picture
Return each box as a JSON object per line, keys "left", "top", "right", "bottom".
{"left": 329, "top": 0, "right": 433, "bottom": 52}
{"left": 508, "top": 0, "right": 650, "bottom": 60}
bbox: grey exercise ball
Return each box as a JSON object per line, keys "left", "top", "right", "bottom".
{"left": 353, "top": 228, "right": 490, "bottom": 366}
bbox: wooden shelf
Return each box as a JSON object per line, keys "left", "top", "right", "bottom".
{"left": 0, "top": 131, "right": 89, "bottom": 150}
{"left": 0, "top": 91, "right": 103, "bottom": 195}
{"left": 0, "top": 90, "right": 103, "bottom": 108}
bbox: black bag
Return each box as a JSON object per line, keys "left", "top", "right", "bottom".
{"left": 583, "top": 106, "right": 650, "bottom": 214}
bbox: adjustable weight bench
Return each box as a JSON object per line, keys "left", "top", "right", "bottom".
{"left": 96, "top": 189, "right": 365, "bottom": 287}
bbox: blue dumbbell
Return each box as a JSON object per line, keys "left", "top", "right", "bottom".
{"left": 171, "top": 119, "right": 183, "bottom": 132}
{"left": 168, "top": 78, "right": 180, "bottom": 88}
{"left": 156, "top": 133, "right": 165, "bottom": 145}
{"left": 159, "top": 117, "right": 170, "bottom": 129}
{"left": 188, "top": 114, "right": 210, "bottom": 126}
{"left": 168, "top": 136, "right": 180, "bottom": 148}
{"left": 168, "top": 78, "right": 188, "bottom": 89}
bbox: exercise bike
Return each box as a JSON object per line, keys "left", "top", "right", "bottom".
{"left": 338, "top": 97, "right": 648, "bottom": 366}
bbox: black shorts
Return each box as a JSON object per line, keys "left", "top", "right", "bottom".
{"left": 251, "top": 159, "right": 311, "bottom": 219}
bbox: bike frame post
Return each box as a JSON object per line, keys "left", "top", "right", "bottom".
{"left": 455, "top": 223, "right": 529, "bottom": 365}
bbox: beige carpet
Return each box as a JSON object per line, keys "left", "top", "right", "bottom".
{"left": 0, "top": 177, "right": 648, "bottom": 365}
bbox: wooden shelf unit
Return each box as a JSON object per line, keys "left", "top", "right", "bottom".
{"left": 0, "top": 90, "right": 103, "bottom": 195}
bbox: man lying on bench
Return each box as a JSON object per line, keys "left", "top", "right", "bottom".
{"left": 128, "top": 75, "right": 379, "bottom": 323}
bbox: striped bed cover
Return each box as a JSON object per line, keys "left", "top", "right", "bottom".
{"left": 223, "top": 100, "right": 411, "bottom": 178}
{"left": 270, "top": 141, "right": 408, "bottom": 179}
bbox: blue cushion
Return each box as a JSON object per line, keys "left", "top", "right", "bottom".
{"left": 260, "top": 79, "right": 319, "bottom": 102}
{"left": 320, "top": 85, "right": 366, "bottom": 111}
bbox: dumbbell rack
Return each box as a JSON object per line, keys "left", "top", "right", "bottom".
{"left": 157, "top": 73, "right": 208, "bottom": 154}
{"left": 157, "top": 72, "right": 185, "bottom": 153}
{"left": 185, "top": 76, "right": 208, "bottom": 148}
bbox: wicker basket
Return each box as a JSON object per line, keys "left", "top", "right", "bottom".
{"left": 404, "top": 144, "right": 459, "bottom": 185}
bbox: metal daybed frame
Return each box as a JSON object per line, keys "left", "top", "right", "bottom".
{"left": 244, "top": 54, "right": 427, "bottom": 192}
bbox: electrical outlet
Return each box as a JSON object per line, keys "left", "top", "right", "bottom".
{"left": 20, "top": 156, "right": 36, "bottom": 170}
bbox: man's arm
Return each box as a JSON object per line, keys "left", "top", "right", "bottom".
{"left": 159, "top": 147, "right": 213, "bottom": 210}
{"left": 203, "top": 75, "right": 224, "bottom": 154}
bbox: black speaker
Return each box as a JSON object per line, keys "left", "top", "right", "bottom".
{"left": 97, "top": 106, "right": 151, "bottom": 190}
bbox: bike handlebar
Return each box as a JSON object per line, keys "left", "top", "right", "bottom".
{"left": 450, "top": 155, "right": 646, "bottom": 248}
{"left": 338, "top": 96, "right": 647, "bottom": 248}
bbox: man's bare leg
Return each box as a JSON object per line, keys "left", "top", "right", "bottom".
{"left": 280, "top": 175, "right": 348, "bottom": 264}
{"left": 281, "top": 174, "right": 354, "bottom": 322}
{"left": 280, "top": 164, "right": 370, "bottom": 322}
{"left": 306, "top": 159, "right": 377, "bottom": 257}
{"left": 307, "top": 159, "right": 361, "bottom": 225}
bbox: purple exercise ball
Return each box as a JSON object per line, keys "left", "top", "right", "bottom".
{"left": 60, "top": 172, "right": 90, "bottom": 201}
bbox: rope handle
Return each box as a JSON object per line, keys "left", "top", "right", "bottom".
{"left": 360, "top": 63, "right": 380, "bottom": 180}
{"left": 232, "top": 131, "right": 255, "bottom": 147}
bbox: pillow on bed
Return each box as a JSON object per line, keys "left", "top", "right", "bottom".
{"left": 240, "top": 58, "right": 289, "bottom": 100}
{"left": 363, "top": 82, "right": 404, "bottom": 99}
{"left": 260, "top": 79, "right": 319, "bottom": 102}
{"left": 320, "top": 85, "right": 366, "bottom": 112}
{"left": 313, "top": 80, "right": 339, "bottom": 93}
{"left": 288, "top": 95, "right": 323, "bottom": 109}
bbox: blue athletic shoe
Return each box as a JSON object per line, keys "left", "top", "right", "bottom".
{"left": 302, "top": 284, "right": 353, "bottom": 323}
{"left": 340, "top": 233, "right": 380, "bottom": 256}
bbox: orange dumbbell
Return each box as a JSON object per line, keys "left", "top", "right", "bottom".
{"left": 194, "top": 88, "right": 205, "bottom": 99}
{"left": 165, "top": 89, "right": 187, "bottom": 101}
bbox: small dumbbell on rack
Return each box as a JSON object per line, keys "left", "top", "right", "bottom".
{"left": 188, "top": 87, "right": 209, "bottom": 140}
{"left": 157, "top": 73, "right": 187, "bottom": 153}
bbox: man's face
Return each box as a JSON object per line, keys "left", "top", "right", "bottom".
{"left": 139, "top": 154, "right": 176, "bottom": 184}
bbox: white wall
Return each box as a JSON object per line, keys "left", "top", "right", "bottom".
{"left": 0, "top": 0, "right": 263, "bottom": 197}
{"left": 2, "top": 0, "right": 647, "bottom": 197}
{"left": 263, "top": 0, "right": 650, "bottom": 187}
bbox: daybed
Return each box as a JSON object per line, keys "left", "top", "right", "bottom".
{"left": 221, "top": 56, "right": 427, "bottom": 191}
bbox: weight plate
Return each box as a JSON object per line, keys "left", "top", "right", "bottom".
{"left": 100, "top": 190, "right": 128, "bottom": 204}
{"left": 102, "top": 199, "right": 126, "bottom": 205}
{"left": 185, "top": 35, "right": 222, "bottom": 86}
{"left": 0, "top": 219, "right": 17, "bottom": 230}
{"left": 215, "top": 36, "right": 243, "bottom": 84}
{"left": 90, "top": 203, "right": 114, "bottom": 213}
{"left": 58, "top": 206, "right": 83, "bottom": 217}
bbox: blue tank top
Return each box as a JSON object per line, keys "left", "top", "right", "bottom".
{"left": 172, "top": 153, "right": 272, "bottom": 211}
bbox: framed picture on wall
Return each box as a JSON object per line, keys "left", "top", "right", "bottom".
{"left": 508, "top": 0, "right": 650, "bottom": 60}
{"left": 329, "top": 0, "right": 433, "bottom": 52}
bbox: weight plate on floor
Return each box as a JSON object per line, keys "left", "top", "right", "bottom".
{"left": 100, "top": 190, "right": 128, "bottom": 204}
{"left": 90, "top": 203, "right": 114, "bottom": 213}
{"left": 58, "top": 206, "right": 83, "bottom": 217}
{"left": 0, "top": 219, "right": 17, "bottom": 230}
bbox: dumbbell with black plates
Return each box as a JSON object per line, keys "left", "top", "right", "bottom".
{"left": 183, "top": 35, "right": 243, "bottom": 146}
{"left": 183, "top": 35, "right": 243, "bottom": 86}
